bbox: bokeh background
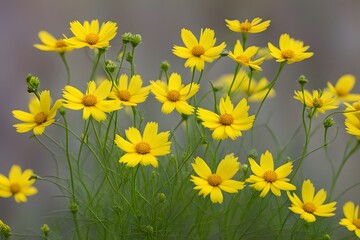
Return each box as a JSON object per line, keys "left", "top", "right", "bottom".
{"left": 2, "top": 0, "right": 360, "bottom": 236}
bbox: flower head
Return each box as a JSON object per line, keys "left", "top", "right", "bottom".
{"left": 12, "top": 90, "right": 62, "bottom": 135}
{"left": 268, "top": 34, "right": 314, "bottom": 64}
{"left": 115, "top": 122, "right": 171, "bottom": 168}
{"left": 327, "top": 74, "right": 360, "bottom": 102}
{"left": 34, "top": 31, "right": 73, "bottom": 53}
{"left": 225, "top": 17, "right": 270, "bottom": 33}
{"left": 228, "top": 41, "right": 265, "bottom": 71}
{"left": 339, "top": 201, "right": 360, "bottom": 238}
{"left": 150, "top": 73, "right": 199, "bottom": 115}
{"left": 294, "top": 89, "right": 338, "bottom": 115}
{"left": 173, "top": 28, "right": 226, "bottom": 71}
{"left": 191, "top": 154, "right": 245, "bottom": 204}
{"left": 0, "top": 165, "right": 38, "bottom": 203}
{"left": 343, "top": 101, "right": 360, "bottom": 138}
{"left": 246, "top": 151, "right": 296, "bottom": 197}
{"left": 108, "top": 74, "right": 151, "bottom": 107}
{"left": 63, "top": 80, "right": 121, "bottom": 121}
{"left": 64, "top": 19, "right": 117, "bottom": 49}
{"left": 287, "top": 179, "right": 336, "bottom": 223}
{"left": 197, "top": 96, "right": 255, "bottom": 140}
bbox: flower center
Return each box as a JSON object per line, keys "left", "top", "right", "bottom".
{"left": 219, "top": 113, "right": 234, "bottom": 126}
{"left": 353, "top": 102, "right": 360, "bottom": 110}
{"left": 353, "top": 219, "right": 360, "bottom": 229}
{"left": 313, "top": 97, "right": 323, "bottom": 108}
{"left": 55, "top": 39, "right": 67, "bottom": 48}
{"left": 236, "top": 55, "right": 250, "bottom": 64}
{"left": 167, "top": 90, "right": 181, "bottom": 102}
{"left": 10, "top": 183, "right": 21, "bottom": 194}
{"left": 34, "top": 112, "right": 47, "bottom": 125}
{"left": 303, "top": 202, "right": 316, "bottom": 213}
{"left": 117, "top": 90, "right": 131, "bottom": 101}
{"left": 336, "top": 87, "right": 347, "bottom": 97}
{"left": 281, "top": 49, "right": 295, "bottom": 60}
{"left": 207, "top": 174, "right": 222, "bottom": 186}
{"left": 263, "top": 170, "right": 277, "bottom": 183}
{"left": 82, "top": 94, "right": 97, "bottom": 107}
{"left": 239, "top": 20, "right": 252, "bottom": 32}
{"left": 86, "top": 33, "right": 100, "bottom": 45}
{"left": 135, "top": 142, "right": 151, "bottom": 155}
{"left": 191, "top": 45, "right": 205, "bottom": 57}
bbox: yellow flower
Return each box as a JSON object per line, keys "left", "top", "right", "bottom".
{"left": 339, "top": 201, "right": 360, "bottom": 238}
{"left": 108, "top": 74, "right": 151, "bottom": 106}
{"left": 34, "top": 31, "right": 73, "bottom": 53}
{"left": 197, "top": 96, "right": 255, "bottom": 140}
{"left": 64, "top": 19, "right": 117, "bottom": 49}
{"left": 246, "top": 151, "right": 296, "bottom": 197}
{"left": 12, "top": 90, "right": 62, "bottom": 135}
{"left": 150, "top": 73, "right": 199, "bottom": 115}
{"left": 0, "top": 165, "right": 38, "bottom": 203}
{"left": 287, "top": 179, "right": 336, "bottom": 223}
{"left": 115, "top": 122, "right": 171, "bottom": 168}
{"left": 327, "top": 74, "right": 360, "bottom": 102}
{"left": 63, "top": 80, "right": 121, "bottom": 121}
{"left": 343, "top": 101, "right": 360, "bottom": 137}
{"left": 173, "top": 28, "right": 226, "bottom": 71}
{"left": 294, "top": 89, "right": 338, "bottom": 115}
{"left": 228, "top": 41, "right": 265, "bottom": 71}
{"left": 191, "top": 154, "right": 245, "bottom": 204}
{"left": 268, "top": 34, "right": 314, "bottom": 64}
{"left": 225, "top": 17, "right": 271, "bottom": 33}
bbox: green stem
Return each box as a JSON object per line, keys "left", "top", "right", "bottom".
{"left": 228, "top": 63, "right": 240, "bottom": 96}
{"left": 246, "top": 68, "right": 253, "bottom": 98}
{"left": 116, "top": 43, "right": 127, "bottom": 82}
{"left": 89, "top": 48, "right": 105, "bottom": 81}
{"left": 130, "top": 46, "right": 136, "bottom": 77}
{"left": 60, "top": 52, "right": 71, "bottom": 85}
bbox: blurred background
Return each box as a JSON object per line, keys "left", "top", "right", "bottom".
{"left": 2, "top": 0, "right": 360, "bottom": 236}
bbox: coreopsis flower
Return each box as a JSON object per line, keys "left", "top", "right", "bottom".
{"left": 225, "top": 17, "right": 270, "bottom": 33}
{"left": 246, "top": 151, "right": 296, "bottom": 197}
{"left": 294, "top": 89, "right": 338, "bottom": 115}
{"left": 228, "top": 41, "right": 265, "bottom": 71}
{"left": 327, "top": 74, "right": 360, "bottom": 102}
{"left": 108, "top": 74, "right": 151, "bottom": 106}
{"left": 34, "top": 31, "right": 73, "bottom": 53}
{"left": 0, "top": 165, "right": 38, "bottom": 203}
{"left": 12, "top": 90, "right": 62, "bottom": 135}
{"left": 150, "top": 73, "right": 199, "bottom": 115}
{"left": 191, "top": 154, "right": 245, "bottom": 204}
{"left": 287, "top": 179, "right": 336, "bottom": 223}
{"left": 268, "top": 34, "right": 314, "bottom": 64}
{"left": 339, "top": 201, "right": 360, "bottom": 238}
{"left": 197, "top": 96, "right": 255, "bottom": 140}
{"left": 173, "top": 28, "right": 226, "bottom": 71}
{"left": 343, "top": 101, "right": 360, "bottom": 137}
{"left": 63, "top": 80, "right": 121, "bottom": 121}
{"left": 64, "top": 19, "right": 117, "bottom": 49}
{"left": 115, "top": 122, "right": 171, "bottom": 168}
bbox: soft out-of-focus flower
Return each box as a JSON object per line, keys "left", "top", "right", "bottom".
{"left": 339, "top": 201, "right": 360, "bottom": 239}
{"left": 327, "top": 74, "right": 360, "bottom": 102}
{"left": 225, "top": 18, "right": 270, "bottom": 33}
{"left": 343, "top": 101, "right": 360, "bottom": 138}
{"left": 34, "top": 31, "right": 73, "bottom": 53}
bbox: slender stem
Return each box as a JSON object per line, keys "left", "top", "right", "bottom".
{"left": 116, "top": 44, "right": 127, "bottom": 81}
{"left": 60, "top": 52, "right": 71, "bottom": 84}
{"left": 228, "top": 63, "right": 240, "bottom": 96}
{"left": 89, "top": 48, "right": 105, "bottom": 81}
{"left": 246, "top": 68, "right": 253, "bottom": 98}
{"left": 132, "top": 106, "right": 137, "bottom": 127}
{"left": 130, "top": 46, "right": 136, "bottom": 77}
{"left": 241, "top": 32, "right": 248, "bottom": 49}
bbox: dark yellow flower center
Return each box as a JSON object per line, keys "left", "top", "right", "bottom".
{"left": 82, "top": 94, "right": 97, "bottom": 106}
{"left": 86, "top": 33, "right": 100, "bottom": 45}
{"left": 192, "top": 45, "right": 205, "bottom": 57}
{"left": 236, "top": 55, "right": 250, "bottom": 64}
{"left": 208, "top": 174, "right": 222, "bottom": 186}
{"left": 303, "top": 202, "right": 316, "bottom": 213}
{"left": 263, "top": 170, "right": 277, "bottom": 183}
{"left": 353, "top": 102, "right": 360, "bottom": 110}
{"left": 353, "top": 219, "right": 360, "bottom": 229}
{"left": 34, "top": 112, "right": 47, "bottom": 125}
{"left": 10, "top": 183, "right": 21, "bottom": 194}
{"left": 239, "top": 20, "right": 252, "bottom": 32}
{"left": 281, "top": 49, "right": 295, "bottom": 60}
{"left": 313, "top": 97, "right": 323, "bottom": 108}
{"left": 167, "top": 90, "right": 181, "bottom": 102}
{"left": 135, "top": 142, "right": 151, "bottom": 155}
{"left": 117, "top": 90, "right": 131, "bottom": 101}
{"left": 56, "top": 39, "right": 67, "bottom": 48}
{"left": 336, "top": 88, "right": 347, "bottom": 97}
{"left": 219, "top": 113, "right": 234, "bottom": 126}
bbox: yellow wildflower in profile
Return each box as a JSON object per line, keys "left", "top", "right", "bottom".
{"left": 339, "top": 201, "right": 360, "bottom": 238}
{"left": 0, "top": 165, "right": 38, "bottom": 203}
{"left": 34, "top": 31, "right": 73, "bottom": 53}
{"left": 197, "top": 96, "right": 255, "bottom": 140}
{"left": 287, "top": 179, "right": 336, "bottom": 223}
{"left": 150, "top": 73, "right": 199, "bottom": 115}
{"left": 191, "top": 154, "right": 245, "bottom": 204}
{"left": 268, "top": 34, "right": 314, "bottom": 64}
{"left": 173, "top": 28, "right": 226, "bottom": 71}
{"left": 225, "top": 17, "right": 270, "bottom": 33}
{"left": 108, "top": 74, "right": 151, "bottom": 106}
{"left": 115, "top": 122, "right": 171, "bottom": 168}
{"left": 63, "top": 80, "right": 121, "bottom": 121}
{"left": 64, "top": 19, "right": 117, "bottom": 49}
{"left": 246, "top": 151, "right": 296, "bottom": 197}
{"left": 228, "top": 41, "right": 265, "bottom": 71}
{"left": 343, "top": 101, "right": 360, "bottom": 137}
{"left": 294, "top": 89, "right": 338, "bottom": 115}
{"left": 12, "top": 90, "right": 62, "bottom": 135}
{"left": 327, "top": 74, "right": 360, "bottom": 102}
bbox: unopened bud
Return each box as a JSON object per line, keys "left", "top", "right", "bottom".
{"left": 298, "top": 75, "right": 308, "bottom": 86}
{"left": 131, "top": 34, "right": 142, "bottom": 47}
{"left": 157, "top": 193, "right": 166, "bottom": 203}
{"left": 0, "top": 220, "right": 11, "bottom": 239}
{"left": 247, "top": 149, "right": 258, "bottom": 160}
{"left": 69, "top": 202, "right": 78, "bottom": 214}
{"left": 323, "top": 117, "right": 335, "bottom": 129}
{"left": 122, "top": 32, "right": 133, "bottom": 44}
{"left": 26, "top": 74, "right": 40, "bottom": 94}
{"left": 41, "top": 224, "right": 50, "bottom": 237}
{"left": 105, "top": 60, "right": 117, "bottom": 73}
{"left": 160, "top": 61, "right": 170, "bottom": 72}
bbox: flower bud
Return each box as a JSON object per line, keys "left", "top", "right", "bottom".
{"left": 157, "top": 193, "right": 166, "bottom": 203}
{"left": 26, "top": 74, "right": 40, "bottom": 94}
{"left": 298, "top": 75, "right": 308, "bottom": 86}
{"left": 105, "top": 60, "right": 117, "bottom": 73}
{"left": 143, "top": 225, "right": 154, "bottom": 235}
{"left": 247, "top": 149, "right": 258, "bottom": 160}
{"left": 241, "top": 164, "right": 248, "bottom": 174}
{"left": 0, "top": 220, "right": 11, "bottom": 239}
{"left": 323, "top": 117, "right": 335, "bottom": 129}
{"left": 41, "top": 224, "right": 50, "bottom": 237}
{"left": 122, "top": 32, "right": 133, "bottom": 44}
{"left": 160, "top": 61, "right": 170, "bottom": 72}
{"left": 131, "top": 34, "right": 142, "bottom": 47}
{"left": 59, "top": 106, "right": 66, "bottom": 116}
{"left": 322, "top": 234, "right": 330, "bottom": 240}
{"left": 69, "top": 202, "right": 78, "bottom": 214}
